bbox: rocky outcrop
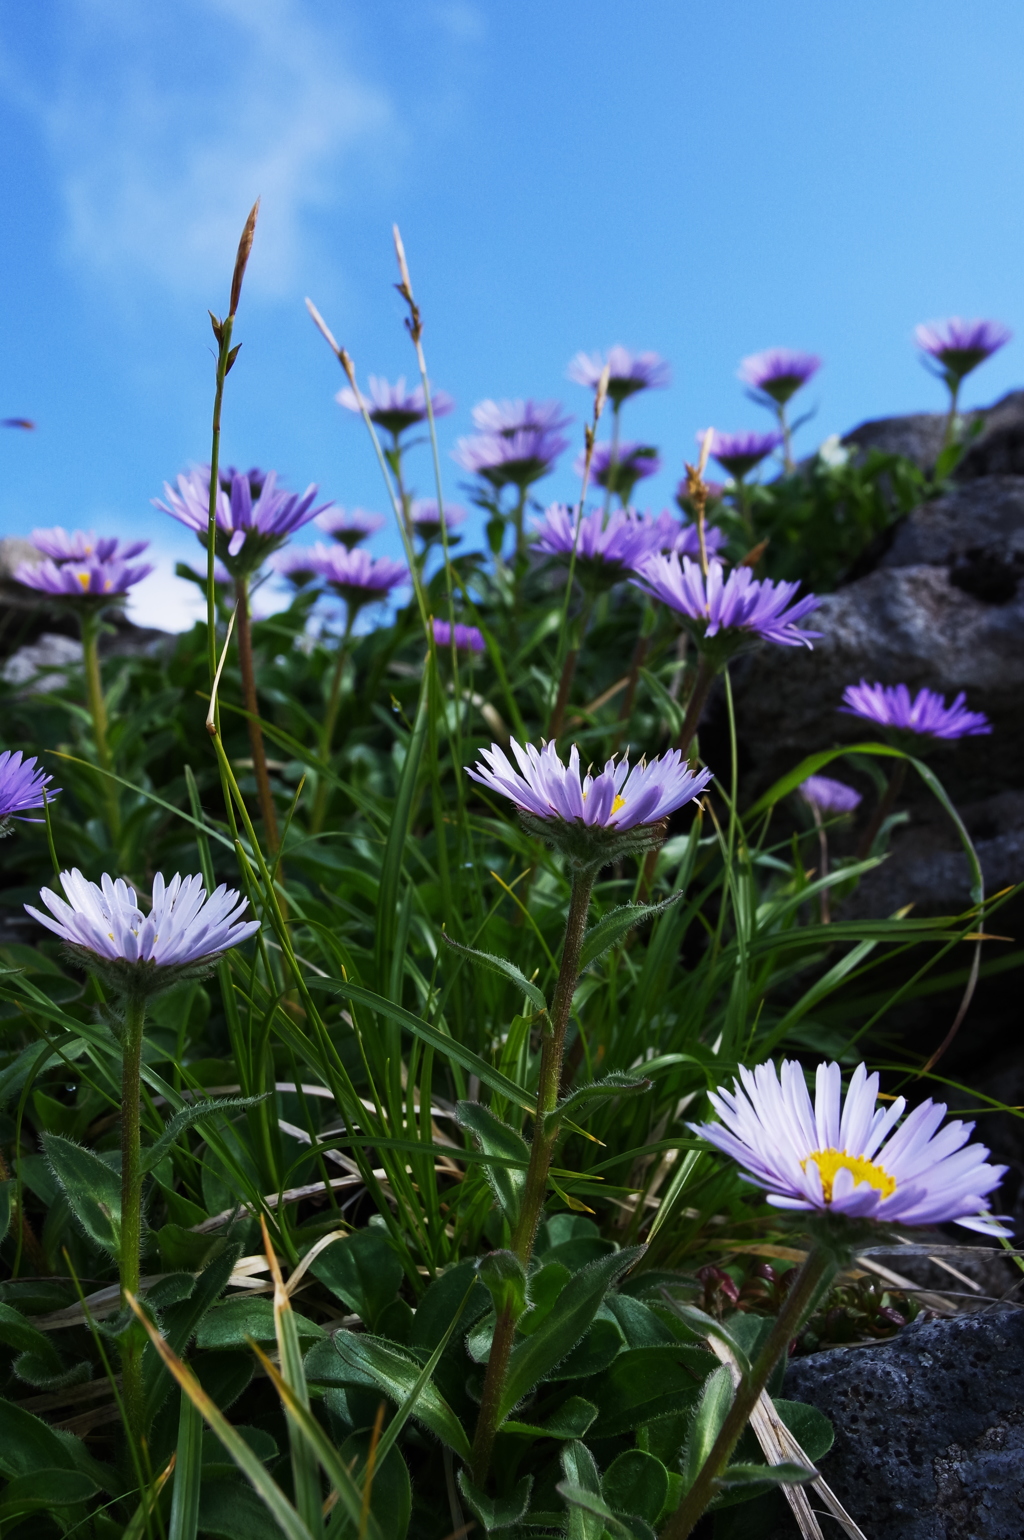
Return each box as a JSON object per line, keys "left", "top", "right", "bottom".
{"left": 771, "top": 1311, "right": 1024, "bottom": 1540}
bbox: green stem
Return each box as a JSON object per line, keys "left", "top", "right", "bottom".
{"left": 735, "top": 475, "right": 753, "bottom": 542}
{"left": 470, "top": 869, "right": 596, "bottom": 1481}
{"left": 675, "top": 652, "right": 718, "bottom": 759}
{"left": 206, "top": 318, "right": 234, "bottom": 689}
{"left": 602, "top": 403, "right": 621, "bottom": 515}
{"left": 80, "top": 609, "right": 120, "bottom": 840}
{"left": 119, "top": 992, "right": 147, "bottom": 1435}
{"left": 941, "top": 378, "right": 961, "bottom": 454}
{"left": 778, "top": 403, "right": 793, "bottom": 474}
{"left": 311, "top": 607, "right": 356, "bottom": 834}
{"left": 857, "top": 758, "right": 907, "bottom": 861}
{"left": 234, "top": 575, "right": 280, "bottom": 853}
{"left": 659, "top": 1244, "right": 836, "bottom": 1540}
{"left": 548, "top": 598, "right": 593, "bottom": 742}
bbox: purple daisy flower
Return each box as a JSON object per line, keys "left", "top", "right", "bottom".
{"left": 700, "top": 429, "right": 784, "bottom": 480}
{"left": 914, "top": 318, "right": 1012, "bottom": 384}
{"left": 471, "top": 399, "right": 573, "bottom": 436}
{"left": 31, "top": 528, "right": 150, "bottom": 564}
{"left": 532, "top": 504, "right": 664, "bottom": 587}
{"left": 468, "top": 739, "right": 712, "bottom": 831}
{"left": 26, "top": 869, "right": 260, "bottom": 993}
{"left": 799, "top": 775, "right": 862, "bottom": 816}
{"left": 312, "top": 545, "right": 408, "bottom": 610}
{"left": 155, "top": 467, "right": 330, "bottom": 578}
{"left": 432, "top": 618, "right": 486, "bottom": 654}
{"left": 453, "top": 428, "right": 568, "bottom": 489}
{"left": 272, "top": 547, "right": 324, "bottom": 588}
{"left": 692, "top": 1059, "right": 1010, "bottom": 1237}
{"left": 839, "top": 681, "right": 991, "bottom": 741}
{"left": 14, "top": 556, "right": 154, "bottom": 599}
{"left": 737, "top": 348, "right": 822, "bottom": 406}
{"left": 410, "top": 500, "right": 467, "bottom": 542}
{"left": 336, "top": 376, "right": 454, "bottom": 436}
{"left": 635, "top": 554, "right": 820, "bottom": 657}
{"left": 578, "top": 441, "right": 661, "bottom": 503}
{"left": 314, "top": 508, "right": 387, "bottom": 550}
{"left": 567, "top": 346, "right": 671, "bottom": 406}
{"left": 0, "top": 750, "right": 59, "bottom": 832}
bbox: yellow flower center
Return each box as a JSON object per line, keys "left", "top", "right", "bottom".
{"left": 803, "top": 1147, "right": 896, "bottom": 1203}
{"left": 77, "top": 571, "right": 91, "bottom": 590}
{"left": 611, "top": 794, "right": 626, "bottom": 814}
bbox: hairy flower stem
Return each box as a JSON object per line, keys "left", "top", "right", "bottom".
{"left": 857, "top": 759, "right": 907, "bottom": 861}
{"left": 311, "top": 608, "right": 356, "bottom": 834}
{"left": 659, "top": 1244, "right": 836, "bottom": 1540}
{"left": 470, "top": 870, "right": 596, "bottom": 1481}
{"left": 119, "top": 992, "right": 147, "bottom": 1435}
{"left": 80, "top": 610, "right": 120, "bottom": 841}
{"left": 234, "top": 576, "right": 280, "bottom": 854}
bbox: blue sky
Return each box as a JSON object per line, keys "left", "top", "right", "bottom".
{"left": 2, "top": 0, "right": 1023, "bottom": 628}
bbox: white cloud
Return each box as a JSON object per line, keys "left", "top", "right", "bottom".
{"left": 9, "top": 0, "right": 398, "bottom": 300}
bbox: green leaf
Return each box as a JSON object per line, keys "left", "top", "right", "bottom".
{"left": 0, "top": 1467, "right": 98, "bottom": 1520}
{"left": 556, "top": 1482, "right": 656, "bottom": 1540}
{"left": 503, "top": 1395, "right": 598, "bottom": 1439}
{"left": 310, "top": 978, "right": 534, "bottom": 1112}
{"left": 196, "top": 1297, "right": 324, "bottom": 1349}
{"left": 0, "top": 1180, "right": 11, "bottom": 1243}
{"left": 775, "top": 1398, "right": 835, "bottom": 1463}
{"left": 197, "top": 1479, "right": 297, "bottom": 1540}
{"left": 477, "top": 1249, "right": 528, "bottom": 1321}
{"left": 579, "top": 895, "right": 681, "bottom": 972}
{"left": 546, "top": 1313, "right": 624, "bottom": 1380}
{"left": 457, "top": 1470, "right": 532, "bottom": 1533}
{"left": 142, "top": 1094, "right": 270, "bottom": 1174}
{"left": 327, "top": 1330, "right": 472, "bottom": 1461}
{"left": 375, "top": 669, "right": 429, "bottom": 992}
{"left": 0, "top": 1398, "right": 85, "bottom": 1478}
{"left": 338, "top": 1432, "right": 411, "bottom": 1540}
{"left": 169, "top": 1392, "right": 203, "bottom": 1540}
{"left": 716, "top": 1461, "right": 816, "bottom": 1489}
{"left": 442, "top": 933, "right": 547, "bottom": 1010}
{"left": 497, "top": 1246, "right": 644, "bottom": 1423}
{"left": 156, "top": 1223, "right": 221, "bottom": 1273}
{"left": 559, "top": 1441, "right": 604, "bottom": 1540}
{"left": 658, "top": 1296, "right": 752, "bottom": 1371}
{"left": 0, "top": 1303, "right": 62, "bottom": 1363}
{"left": 40, "top": 1133, "right": 121, "bottom": 1257}
{"left": 602, "top": 1449, "right": 670, "bottom": 1524}
{"left": 547, "top": 1072, "right": 652, "bottom": 1133}
{"left": 457, "top": 1102, "right": 529, "bottom": 1226}
{"left": 683, "top": 1364, "right": 734, "bottom": 1491}
{"left": 411, "top": 1260, "right": 489, "bottom": 1351}
{"left": 309, "top": 1224, "right": 403, "bottom": 1331}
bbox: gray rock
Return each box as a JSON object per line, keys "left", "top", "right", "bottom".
{"left": 956, "top": 389, "right": 1024, "bottom": 479}
{"left": 773, "top": 1311, "right": 1024, "bottom": 1539}
{"left": 879, "top": 477, "right": 1024, "bottom": 603}
{"left": 842, "top": 409, "right": 952, "bottom": 472}
{"left": 732, "top": 564, "right": 1024, "bottom": 805}
{"left": 2, "top": 631, "right": 83, "bottom": 692}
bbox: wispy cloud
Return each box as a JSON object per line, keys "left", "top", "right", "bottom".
{"left": 7, "top": 0, "right": 398, "bottom": 301}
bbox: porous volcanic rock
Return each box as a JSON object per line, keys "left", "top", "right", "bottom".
{"left": 770, "top": 1311, "right": 1024, "bottom": 1540}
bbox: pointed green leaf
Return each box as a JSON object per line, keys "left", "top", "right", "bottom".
{"left": 580, "top": 895, "right": 681, "bottom": 973}
{"left": 503, "top": 1395, "right": 598, "bottom": 1439}
{"left": 142, "top": 1094, "right": 270, "bottom": 1174}
{"left": 41, "top": 1133, "right": 121, "bottom": 1257}
{"left": 457, "top": 1102, "right": 529, "bottom": 1225}
{"left": 716, "top": 1461, "right": 817, "bottom": 1489}
{"left": 659, "top": 1295, "right": 752, "bottom": 1370}
{"left": 458, "top": 1470, "right": 532, "bottom": 1533}
{"left": 547, "top": 1073, "right": 652, "bottom": 1134}
{"left": 602, "top": 1450, "right": 669, "bottom": 1524}
{"left": 556, "top": 1482, "right": 656, "bottom": 1540}
{"left": 442, "top": 933, "right": 547, "bottom": 1010}
{"left": 328, "top": 1330, "right": 472, "bottom": 1461}
{"left": 497, "top": 1246, "right": 643, "bottom": 1423}
{"left": 477, "top": 1249, "right": 528, "bottom": 1321}
{"left": 683, "top": 1364, "right": 734, "bottom": 1491}
{"left": 559, "top": 1441, "right": 604, "bottom": 1540}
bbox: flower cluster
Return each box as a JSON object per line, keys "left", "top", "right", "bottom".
{"left": 0, "top": 750, "right": 58, "bottom": 833}
{"left": 15, "top": 556, "right": 154, "bottom": 600}
{"left": 568, "top": 346, "right": 671, "bottom": 405}
{"left": 840, "top": 681, "right": 991, "bottom": 741}
{"left": 31, "top": 528, "right": 150, "bottom": 564}
{"left": 453, "top": 427, "right": 568, "bottom": 489}
{"left": 313, "top": 546, "right": 408, "bottom": 611}
{"left": 155, "top": 467, "right": 330, "bottom": 578}
{"left": 314, "top": 508, "right": 386, "bottom": 549}
{"left": 738, "top": 348, "right": 821, "bottom": 406}
{"left": 532, "top": 504, "right": 665, "bottom": 587}
{"left": 433, "top": 618, "right": 485, "bottom": 654}
{"left": 700, "top": 428, "right": 783, "bottom": 480}
{"left": 914, "top": 317, "right": 1012, "bottom": 384}
{"left": 692, "top": 1059, "right": 1009, "bottom": 1236}
{"left": 469, "top": 739, "right": 711, "bottom": 853}
{"left": 799, "top": 774, "right": 862, "bottom": 815}
{"left": 26, "top": 870, "right": 260, "bottom": 995}
{"left": 582, "top": 441, "right": 661, "bottom": 502}
{"left": 336, "top": 376, "right": 454, "bottom": 436}
{"left": 636, "top": 554, "right": 820, "bottom": 658}
{"left": 471, "top": 399, "right": 572, "bottom": 436}
{"left": 410, "top": 499, "right": 467, "bottom": 542}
